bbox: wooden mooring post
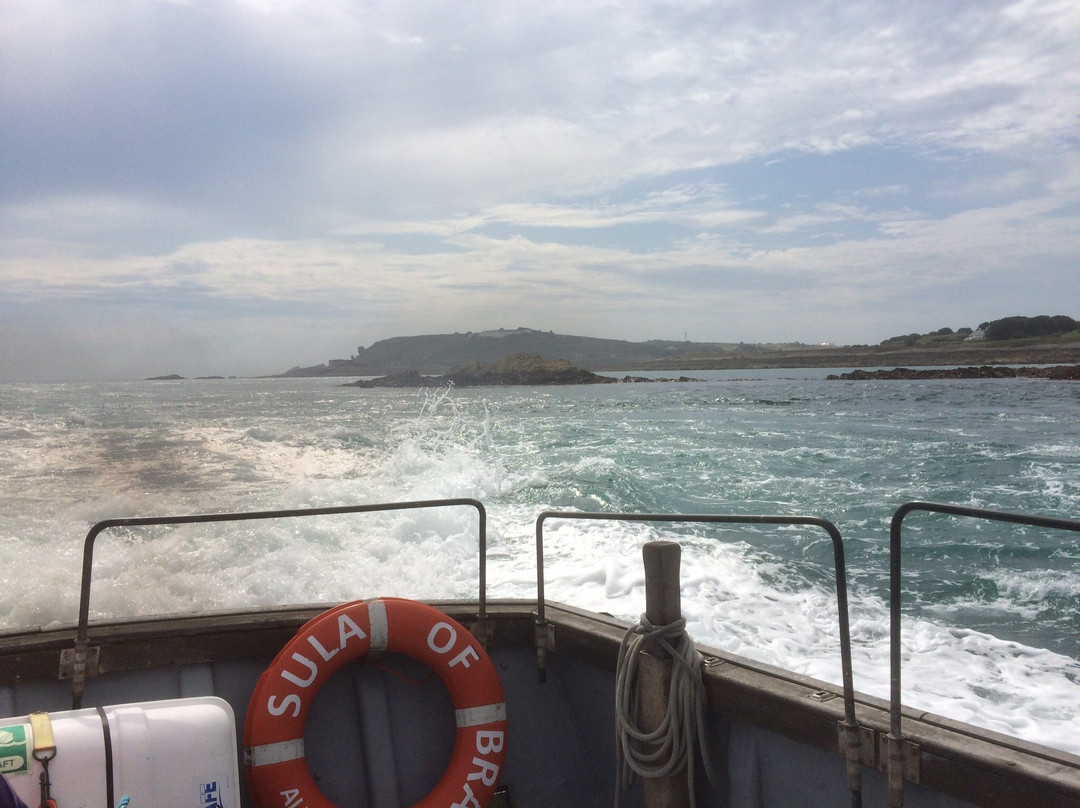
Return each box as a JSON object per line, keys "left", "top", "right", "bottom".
{"left": 640, "top": 540, "right": 690, "bottom": 808}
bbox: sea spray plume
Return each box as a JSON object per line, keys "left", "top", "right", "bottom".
{"left": 378, "top": 384, "right": 511, "bottom": 501}
{"left": 481, "top": 401, "right": 510, "bottom": 496}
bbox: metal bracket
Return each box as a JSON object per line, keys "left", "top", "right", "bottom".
{"left": 533, "top": 615, "right": 555, "bottom": 683}
{"left": 533, "top": 615, "right": 555, "bottom": 652}
{"left": 467, "top": 618, "right": 495, "bottom": 649}
{"left": 882, "top": 734, "right": 920, "bottom": 783}
{"left": 856, "top": 725, "right": 877, "bottom": 768}
{"left": 883, "top": 732, "right": 921, "bottom": 807}
{"left": 836, "top": 720, "right": 870, "bottom": 797}
{"left": 835, "top": 720, "right": 877, "bottom": 766}
{"left": 59, "top": 646, "right": 99, "bottom": 681}
{"left": 809, "top": 689, "right": 838, "bottom": 702}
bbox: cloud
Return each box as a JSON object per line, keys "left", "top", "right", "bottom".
{"left": 2, "top": 0, "right": 1079, "bottom": 378}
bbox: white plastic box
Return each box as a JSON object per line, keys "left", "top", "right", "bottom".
{"left": 0, "top": 697, "right": 240, "bottom": 808}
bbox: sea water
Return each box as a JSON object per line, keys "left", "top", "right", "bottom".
{"left": 1, "top": 374, "right": 1078, "bottom": 753}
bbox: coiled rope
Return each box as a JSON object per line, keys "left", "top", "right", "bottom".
{"left": 614, "top": 614, "right": 716, "bottom": 808}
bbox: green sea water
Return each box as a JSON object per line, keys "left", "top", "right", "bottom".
{"left": 1, "top": 373, "right": 1078, "bottom": 751}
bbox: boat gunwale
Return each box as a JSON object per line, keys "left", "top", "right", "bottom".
{"left": 2, "top": 597, "right": 1078, "bottom": 808}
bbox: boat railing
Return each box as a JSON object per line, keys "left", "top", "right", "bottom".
{"left": 71, "top": 498, "right": 488, "bottom": 709}
{"left": 533, "top": 509, "right": 863, "bottom": 806}
{"left": 888, "top": 501, "right": 1080, "bottom": 808}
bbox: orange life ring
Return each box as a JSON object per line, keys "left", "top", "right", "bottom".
{"left": 243, "top": 598, "right": 508, "bottom": 808}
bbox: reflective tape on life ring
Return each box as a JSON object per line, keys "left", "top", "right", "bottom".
{"left": 242, "top": 598, "right": 507, "bottom": 808}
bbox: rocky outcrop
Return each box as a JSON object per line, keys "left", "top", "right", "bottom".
{"left": 827, "top": 365, "right": 1080, "bottom": 381}
{"left": 343, "top": 354, "right": 700, "bottom": 387}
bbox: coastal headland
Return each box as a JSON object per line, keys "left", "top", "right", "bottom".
{"left": 147, "top": 316, "right": 1080, "bottom": 380}
{"left": 281, "top": 319, "right": 1080, "bottom": 378}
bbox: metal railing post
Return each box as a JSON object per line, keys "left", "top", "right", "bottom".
{"left": 74, "top": 498, "right": 487, "bottom": 707}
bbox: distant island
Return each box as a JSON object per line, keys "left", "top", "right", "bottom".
{"left": 145, "top": 374, "right": 229, "bottom": 380}
{"left": 280, "top": 317, "right": 1080, "bottom": 377}
{"left": 343, "top": 354, "right": 700, "bottom": 388}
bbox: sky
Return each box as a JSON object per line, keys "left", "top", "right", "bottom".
{"left": 2, "top": 0, "right": 1079, "bottom": 381}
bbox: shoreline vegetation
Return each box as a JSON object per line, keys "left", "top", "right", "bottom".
{"left": 623, "top": 341, "right": 1080, "bottom": 372}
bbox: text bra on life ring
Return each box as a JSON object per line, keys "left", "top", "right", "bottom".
{"left": 243, "top": 598, "right": 507, "bottom": 808}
